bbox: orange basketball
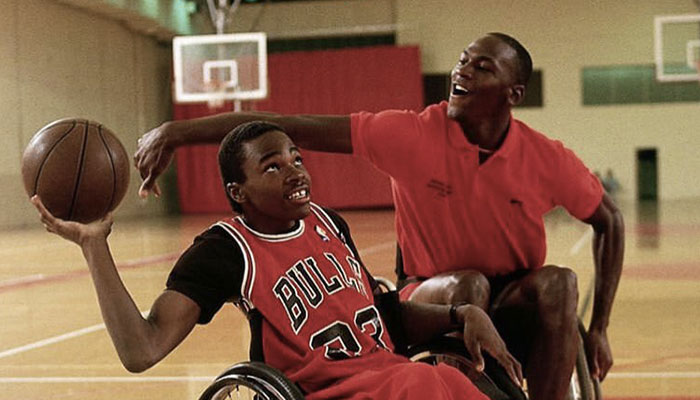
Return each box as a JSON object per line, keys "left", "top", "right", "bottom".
{"left": 21, "top": 118, "right": 130, "bottom": 223}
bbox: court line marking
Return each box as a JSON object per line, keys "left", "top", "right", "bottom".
{"left": 1, "top": 371, "right": 699, "bottom": 383}
{"left": 0, "top": 376, "right": 213, "bottom": 383}
{"left": 0, "top": 241, "right": 397, "bottom": 360}
{"left": 0, "top": 252, "right": 180, "bottom": 293}
{"left": 0, "top": 273, "right": 47, "bottom": 287}
{"left": 569, "top": 228, "right": 593, "bottom": 256}
{"left": 0, "top": 323, "right": 106, "bottom": 360}
{"left": 359, "top": 241, "right": 395, "bottom": 256}
{"left": 608, "top": 371, "right": 700, "bottom": 379}
{"left": 0, "top": 310, "right": 149, "bottom": 360}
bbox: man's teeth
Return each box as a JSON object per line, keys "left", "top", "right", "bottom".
{"left": 454, "top": 84, "right": 469, "bottom": 94}
{"left": 288, "top": 189, "right": 308, "bottom": 200}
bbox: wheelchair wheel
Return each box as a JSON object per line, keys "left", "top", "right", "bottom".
{"left": 566, "top": 321, "right": 603, "bottom": 400}
{"left": 406, "top": 336, "right": 527, "bottom": 400}
{"left": 198, "top": 361, "right": 305, "bottom": 400}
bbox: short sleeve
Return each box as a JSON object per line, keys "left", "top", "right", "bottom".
{"left": 166, "top": 226, "right": 244, "bottom": 324}
{"left": 350, "top": 108, "right": 420, "bottom": 177}
{"left": 552, "top": 144, "right": 604, "bottom": 220}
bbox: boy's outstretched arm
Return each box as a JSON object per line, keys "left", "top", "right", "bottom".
{"left": 31, "top": 196, "right": 200, "bottom": 372}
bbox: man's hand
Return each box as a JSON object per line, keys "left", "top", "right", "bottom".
{"left": 458, "top": 304, "right": 523, "bottom": 386}
{"left": 31, "top": 195, "right": 113, "bottom": 246}
{"left": 133, "top": 122, "right": 178, "bottom": 199}
{"left": 585, "top": 328, "right": 613, "bottom": 381}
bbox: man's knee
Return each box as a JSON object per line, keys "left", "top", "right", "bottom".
{"left": 533, "top": 266, "right": 579, "bottom": 319}
{"left": 411, "top": 271, "right": 490, "bottom": 309}
{"left": 445, "top": 270, "right": 490, "bottom": 308}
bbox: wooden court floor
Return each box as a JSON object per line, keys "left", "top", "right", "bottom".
{"left": 1, "top": 198, "right": 699, "bottom": 399}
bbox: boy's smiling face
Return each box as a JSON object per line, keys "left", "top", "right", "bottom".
{"left": 232, "top": 130, "right": 312, "bottom": 233}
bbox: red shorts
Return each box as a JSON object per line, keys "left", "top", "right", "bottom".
{"left": 398, "top": 281, "right": 421, "bottom": 301}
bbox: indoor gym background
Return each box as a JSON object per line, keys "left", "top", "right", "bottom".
{"left": 1, "top": 0, "right": 699, "bottom": 399}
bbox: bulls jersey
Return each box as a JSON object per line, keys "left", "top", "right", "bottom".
{"left": 167, "top": 204, "right": 400, "bottom": 394}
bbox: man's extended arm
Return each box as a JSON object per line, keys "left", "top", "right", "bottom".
{"left": 583, "top": 192, "right": 625, "bottom": 380}
{"left": 134, "top": 112, "right": 351, "bottom": 197}
{"left": 400, "top": 301, "right": 523, "bottom": 386}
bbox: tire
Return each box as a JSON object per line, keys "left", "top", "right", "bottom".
{"left": 570, "top": 321, "right": 603, "bottom": 400}
{"left": 198, "top": 361, "right": 305, "bottom": 400}
{"left": 406, "top": 337, "right": 527, "bottom": 400}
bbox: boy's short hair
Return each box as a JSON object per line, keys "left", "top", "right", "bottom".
{"left": 218, "top": 121, "right": 286, "bottom": 213}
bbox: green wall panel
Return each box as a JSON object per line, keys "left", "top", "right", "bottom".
{"left": 583, "top": 65, "right": 700, "bottom": 105}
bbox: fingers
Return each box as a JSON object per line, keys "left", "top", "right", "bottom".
{"left": 488, "top": 345, "right": 523, "bottom": 386}
{"left": 30, "top": 195, "right": 55, "bottom": 224}
{"left": 591, "top": 358, "right": 601, "bottom": 380}
{"left": 153, "top": 182, "right": 161, "bottom": 197}
{"left": 505, "top": 354, "right": 523, "bottom": 386}
{"left": 102, "top": 212, "right": 115, "bottom": 224}
{"left": 587, "top": 346, "right": 601, "bottom": 380}
{"left": 597, "top": 353, "right": 612, "bottom": 381}
{"left": 465, "top": 341, "right": 485, "bottom": 373}
{"left": 30, "top": 195, "right": 62, "bottom": 234}
{"left": 138, "top": 177, "right": 160, "bottom": 198}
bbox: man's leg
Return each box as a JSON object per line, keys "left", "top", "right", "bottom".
{"left": 491, "top": 266, "right": 579, "bottom": 400}
{"left": 408, "top": 270, "right": 491, "bottom": 310}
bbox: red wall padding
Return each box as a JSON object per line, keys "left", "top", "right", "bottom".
{"left": 175, "top": 46, "right": 424, "bottom": 213}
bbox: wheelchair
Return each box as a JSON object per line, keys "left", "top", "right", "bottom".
{"left": 197, "top": 277, "right": 600, "bottom": 400}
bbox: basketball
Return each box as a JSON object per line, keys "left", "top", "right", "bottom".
{"left": 21, "top": 118, "right": 130, "bottom": 223}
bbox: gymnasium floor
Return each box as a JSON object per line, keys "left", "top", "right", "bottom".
{"left": 0, "top": 198, "right": 699, "bottom": 399}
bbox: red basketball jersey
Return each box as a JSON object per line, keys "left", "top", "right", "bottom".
{"left": 215, "top": 203, "right": 396, "bottom": 393}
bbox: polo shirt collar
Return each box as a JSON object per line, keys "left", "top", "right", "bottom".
{"left": 496, "top": 115, "right": 520, "bottom": 159}
{"left": 446, "top": 113, "right": 520, "bottom": 159}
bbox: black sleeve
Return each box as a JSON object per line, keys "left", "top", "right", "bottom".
{"left": 166, "top": 225, "right": 244, "bottom": 324}
{"left": 322, "top": 207, "right": 378, "bottom": 292}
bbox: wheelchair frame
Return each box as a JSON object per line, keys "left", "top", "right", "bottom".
{"left": 198, "top": 277, "right": 602, "bottom": 400}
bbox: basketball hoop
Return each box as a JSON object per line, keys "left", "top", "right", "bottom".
{"left": 171, "top": 0, "right": 266, "bottom": 112}
{"left": 203, "top": 79, "right": 228, "bottom": 110}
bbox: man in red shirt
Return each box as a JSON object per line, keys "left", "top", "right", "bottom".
{"left": 134, "top": 32, "right": 624, "bottom": 400}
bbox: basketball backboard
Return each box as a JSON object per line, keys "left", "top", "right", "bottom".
{"left": 173, "top": 32, "right": 268, "bottom": 104}
{"left": 654, "top": 14, "right": 700, "bottom": 82}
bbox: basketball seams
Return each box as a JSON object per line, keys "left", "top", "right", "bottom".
{"left": 97, "top": 124, "right": 118, "bottom": 216}
{"left": 23, "top": 118, "right": 129, "bottom": 223}
{"left": 32, "top": 120, "right": 77, "bottom": 196}
{"left": 67, "top": 121, "right": 90, "bottom": 221}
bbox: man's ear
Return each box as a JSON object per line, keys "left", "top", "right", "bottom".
{"left": 508, "top": 84, "right": 526, "bottom": 106}
{"left": 227, "top": 182, "right": 246, "bottom": 203}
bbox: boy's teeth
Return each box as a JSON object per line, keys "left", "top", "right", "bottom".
{"left": 289, "top": 189, "right": 307, "bottom": 200}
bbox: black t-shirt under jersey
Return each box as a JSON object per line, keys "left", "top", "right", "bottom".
{"left": 166, "top": 208, "right": 367, "bottom": 324}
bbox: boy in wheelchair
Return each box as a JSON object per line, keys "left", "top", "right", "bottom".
{"left": 30, "top": 121, "right": 521, "bottom": 399}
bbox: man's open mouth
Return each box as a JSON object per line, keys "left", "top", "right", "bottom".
{"left": 452, "top": 83, "right": 470, "bottom": 96}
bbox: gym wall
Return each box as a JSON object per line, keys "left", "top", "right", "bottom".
{"left": 1, "top": 0, "right": 172, "bottom": 228}
{"left": 3, "top": 0, "right": 700, "bottom": 228}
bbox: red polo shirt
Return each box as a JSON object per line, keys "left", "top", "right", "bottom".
{"left": 351, "top": 102, "right": 603, "bottom": 278}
